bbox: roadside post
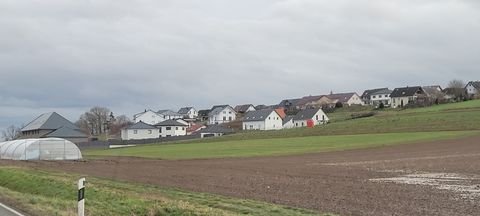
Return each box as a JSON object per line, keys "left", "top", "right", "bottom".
{"left": 78, "top": 178, "right": 86, "bottom": 216}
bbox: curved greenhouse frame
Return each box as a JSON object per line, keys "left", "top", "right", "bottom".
{"left": 0, "top": 138, "right": 82, "bottom": 160}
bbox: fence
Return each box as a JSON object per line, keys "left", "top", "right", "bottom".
{"left": 76, "top": 134, "right": 202, "bottom": 150}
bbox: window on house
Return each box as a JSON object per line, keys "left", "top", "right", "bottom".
{"left": 373, "top": 95, "right": 376, "bottom": 98}
{"left": 223, "top": 116, "right": 227, "bottom": 121}
{"left": 134, "top": 130, "right": 138, "bottom": 134}
{"left": 301, "top": 122, "right": 304, "bottom": 126}
{"left": 159, "top": 128, "right": 162, "bottom": 133}
{"left": 176, "top": 127, "right": 178, "bottom": 130}
{"left": 182, "top": 127, "right": 185, "bottom": 130}
{"left": 229, "top": 111, "right": 232, "bottom": 114}
{"left": 223, "top": 111, "right": 226, "bottom": 114}
{"left": 229, "top": 117, "right": 232, "bottom": 121}
{"left": 295, "top": 123, "right": 298, "bottom": 126}
{"left": 316, "top": 115, "right": 319, "bottom": 120}
{"left": 148, "top": 130, "right": 152, "bottom": 134}
{"left": 379, "top": 95, "right": 383, "bottom": 98}
{"left": 385, "top": 95, "right": 388, "bottom": 97}
{"left": 166, "top": 127, "right": 171, "bottom": 130}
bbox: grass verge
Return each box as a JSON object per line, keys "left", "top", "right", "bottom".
{"left": 0, "top": 167, "right": 327, "bottom": 216}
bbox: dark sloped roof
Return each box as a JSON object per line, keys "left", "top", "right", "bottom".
{"left": 467, "top": 81, "right": 480, "bottom": 90}
{"left": 127, "top": 121, "right": 157, "bottom": 130}
{"left": 282, "top": 116, "right": 294, "bottom": 125}
{"left": 361, "top": 88, "right": 391, "bottom": 98}
{"left": 278, "top": 98, "right": 301, "bottom": 108}
{"left": 443, "top": 87, "right": 465, "bottom": 95}
{"left": 44, "top": 126, "right": 88, "bottom": 138}
{"left": 390, "top": 86, "right": 424, "bottom": 97}
{"left": 178, "top": 107, "right": 193, "bottom": 114}
{"left": 211, "top": 105, "right": 230, "bottom": 110}
{"left": 243, "top": 109, "right": 277, "bottom": 122}
{"left": 197, "top": 125, "right": 234, "bottom": 134}
{"left": 22, "top": 112, "right": 79, "bottom": 132}
{"left": 234, "top": 104, "right": 255, "bottom": 113}
{"left": 198, "top": 109, "right": 210, "bottom": 117}
{"left": 293, "top": 108, "right": 322, "bottom": 121}
{"left": 325, "top": 93, "right": 357, "bottom": 103}
{"left": 158, "top": 110, "right": 181, "bottom": 116}
{"left": 155, "top": 119, "right": 186, "bottom": 127}
{"left": 209, "top": 105, "right": 235, "bottom": 116}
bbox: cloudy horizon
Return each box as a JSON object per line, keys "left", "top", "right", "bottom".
{"left": 1, "top": 0, "right": 479, "bottom": 130}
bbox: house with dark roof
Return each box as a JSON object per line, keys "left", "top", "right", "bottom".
{"left": 361, "top": 88, "right": 393, "bottom": 106}
{"left": 208, "top": 105, "right": 236, "bottom": 125}
{"left": 178, "top": 107, "right": 197, "bottom": 119}
{"left": 234, "top": 104, "right": 256, "bottom": 114}
{"left": 121, "top": 121, "right": 159, "bottom": 140}
{"left": 242, "top": 109, "right": 283, "bottom": 130}
{"left": 20, "top": 112, "right": 88, "bottom": 143}
{"left": 278, "top": 98, "right": 302, "bottom": 111}
{"left": 465, "top": 81, "right": 480, "bottom": 98}
{"left": 197, "top": 109, "right": 210, "bottom": 122}
{"left": 194, "top": 125, "right": 234, "bottom": 138}
{"left": 390, "top": 86, "right": 427, "bottom": 108}
{"left": 155, "top": 119, "right": 187, "bottom": 137}
{"left": 292, "top": 108, "right": 329, "bottom": 128}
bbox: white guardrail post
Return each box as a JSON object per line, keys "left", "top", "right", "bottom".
{"left": 78, "top": 178, "right": 86, "bottom": 216}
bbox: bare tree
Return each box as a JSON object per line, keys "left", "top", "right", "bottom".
{"left": 1, "top": 125, "right": 21, "bottom": 141}
{"left": 109, "top": 115, "right": 133, "bottom": 136}
{"left": 75, "top": 106, "right": 113, "bottom": 136}
{"left": 447, "top": 79, "right": 466, "bottom": 100}
{"left": 448, "top": 79, "right": 466, "bottom": 89}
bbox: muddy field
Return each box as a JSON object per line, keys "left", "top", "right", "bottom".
{"left": 2, "top": 135, "right": 480, "bottom": 216}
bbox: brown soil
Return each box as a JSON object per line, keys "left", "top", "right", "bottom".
{"left": 1, "top": 135, "right": 480, "bottom": 216}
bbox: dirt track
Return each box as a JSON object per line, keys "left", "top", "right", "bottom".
{"left": 2, "top": 135, "right": 480, "bottom": 216}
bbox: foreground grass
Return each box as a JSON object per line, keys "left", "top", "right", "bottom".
{"left": 86, "top": 131, "right": 478, "bottom": 160}
{"left": 0, "top": 167, "right": 325, "bottom": 216}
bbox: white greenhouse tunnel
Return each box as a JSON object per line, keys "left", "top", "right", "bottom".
{"left": 0, "top": 138, "right": 82, "bottom": 161}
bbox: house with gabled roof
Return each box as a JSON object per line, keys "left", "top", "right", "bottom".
{"left": 326, "top": 92, "right": 364, "bottom": 106}
{"left": 121, "top": 121, "right": 159, "bottom": 140}
{"left": 155, "top": 119, "right": 188, "bottom": 137}
{"left": 242, "top": 109, "right": 283, "bottom": 130}
{"left": 178, "top": 107, "right": 197, "bottom": 119}
{"left": 361, "top": 88, "right": 393, "bottom": 107}
{"left": 234, "top": 104, "right": 256, "bottom": 114}
{"left": 157, "top": 110, "right": 183, "bottom": 120}
{"left": 208, "top": 105, "right": 236, "bottom": 125}
{"left": 282, "top": 116, "right": 295, "bottom": 129}
{"left": 133, "top": 109, "right": 166, "bottom": 125}
{"left": 390, "top": 86, "right": 427, "bottom": 108}
{"left": 20, "top": 112, "right": 88, "bottom": 143}
{"left": 465, "top": 81, "right": 480, "bottom": 98}
{"left": 292, "top": 108, "right": 329, "bottom": 128}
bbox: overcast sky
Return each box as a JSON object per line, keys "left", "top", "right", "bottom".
{"left": 1, "top": 0, "right": 479, "bottom": 131}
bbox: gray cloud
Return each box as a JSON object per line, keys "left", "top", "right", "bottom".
{"left": 0, "top": 0, "right": 479, "bottom": 128}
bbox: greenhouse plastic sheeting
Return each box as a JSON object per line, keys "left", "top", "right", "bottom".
{"left": 0, "top": 138, "right": 82, "bottom": 160}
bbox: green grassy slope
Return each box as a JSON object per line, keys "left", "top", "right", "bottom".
{"left": 0, "top": 167, "right": 326, "bottom": 216}
{"left": 86, "top": 131, "right": 477, "bottom": 160}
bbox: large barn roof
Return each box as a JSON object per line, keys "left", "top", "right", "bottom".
{"left": 21, "top": 112, "right": 79, "bottom": 132}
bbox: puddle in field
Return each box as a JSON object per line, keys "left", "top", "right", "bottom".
{"left": 371, "top": 173, "right": 480, "bottom": 200}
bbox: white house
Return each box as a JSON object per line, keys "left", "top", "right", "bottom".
{"left": 292, "top": 108, "right": 329, "bottom": 128}
{"left": 155, "top": 119, "right": 187, "bottom": 137}
{"left": 466, "top": 81, "right": 480, "bottom": 98}
{"left": 242, "top": 109, "right": 283, "bottom": 130}
{"left": 133, "top": 110, "right": 165, "bottom": 125}
{"left": 121, "top": 121, "right": 159, "bottom": 140}
{"left": 178, "top": 107, "right": 198, "bottom": 119}
{"left": 361, "top": 88, "right": 393, "bottom": 107}
{"left": 282, "top": 116, "right": 295, "bottom": 129}
{"left": 208, "top": 105, "right": 237, "bottom": 125}
{"left": 158, "top": 110, "right": 183, "bottom": 120}
{"left": 326, "top": 92, "right": 364, "bottom": 106}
